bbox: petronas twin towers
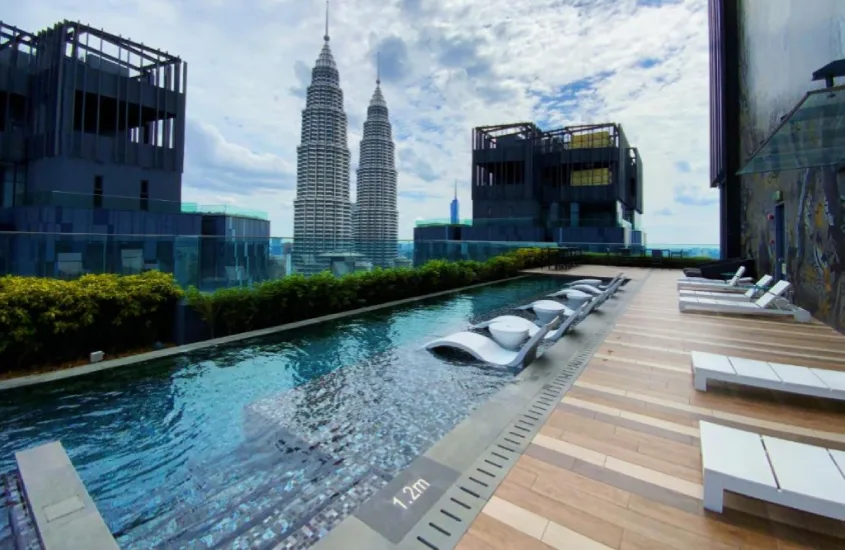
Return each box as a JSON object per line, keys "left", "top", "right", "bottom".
{"left": 292, "top": 2, "right": 398, "bottom": 275}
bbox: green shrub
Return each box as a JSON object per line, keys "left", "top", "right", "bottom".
{"left": 186, "top": 248, "right": 548, "bottom": 338}
{"left": 0, "top": 271, "right": 183, "bottom": 372}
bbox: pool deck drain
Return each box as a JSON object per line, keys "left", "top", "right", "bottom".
{"left": 312, "top": 274, "right": 646, "bottom": 550}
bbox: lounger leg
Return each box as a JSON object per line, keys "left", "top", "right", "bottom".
{"left": 702, "top": 473, "right": 725, "bottom": 514}
{"left": 693, "top": 371, "right": 708, "bottom": 392}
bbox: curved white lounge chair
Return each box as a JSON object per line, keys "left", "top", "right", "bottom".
{"left": 679, "top": 275, "right": 774, "bottom": 301}
{"left": 700, "top": 421, "right": 845, "bottom": 520}
{"left": 517, "top": 299, "right": 576, "bottom": 324}
{"left": 472, "top": 304, "right": 586, "bottom": 343}
{"left": 424, "top": 320, "right": 553, "bottom": 368}
{"left": 548, "top": 288, "right": 594, "bottom": 300}
{"left": 564, "top": 272, "right": 624, "bottom": 294}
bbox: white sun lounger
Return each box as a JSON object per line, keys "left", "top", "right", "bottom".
{"left": 563, "top": 272, "right": 624, "bottom": 295}
{"left": 691, "top": 351, "right": 845, "bottom": 401}
{"left": 516, "top": 299, "right": 577, "bottom": 324}
{"left": 472, "top": 304, "right": 587, "bottom": 343}
{"left": 679, "top": 275, "right": 774, "bottom": 301}
{"left": 548, "top": 288, "right": 594, "bottom": 300}
{"left": 424, "top": 320, "right": 552, "bottom": 368}
{"left": 679, "top": 265, "right": 747, "bottom": 283}
{"left": 679, "top": 281, "right": 809, "bottom": 321}
{"left": 677, "top": 266, "right": 752, "bottom": 291}
{"left": 700, "top": 421, "right": 845, "bottom": 520}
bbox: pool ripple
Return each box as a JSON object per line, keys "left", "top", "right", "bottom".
{"left": 0, "top": 275, "right": 571, "bottom": 548}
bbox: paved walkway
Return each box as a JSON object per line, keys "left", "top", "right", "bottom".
{"left": 455, "top": 267, "right": 845, "bottom": 550}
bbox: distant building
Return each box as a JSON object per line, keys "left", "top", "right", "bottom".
{"left": 449, "top": 181, "right": 460, "bottom": 224}
{"left": 352, "top": 60, "right": 398, "bottom": 269}
{"left": 414, "top": 122, "right": 644, "bottom": 251}
{"left": 0, "top": 20, "right": 270, "bottom": 287}
{"left": 292, "top": 7, "right": 353, "bottom": 275}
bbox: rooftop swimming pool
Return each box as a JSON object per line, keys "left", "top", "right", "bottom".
{"left": 0, "top": 275, "right": 570, "bottom": 549}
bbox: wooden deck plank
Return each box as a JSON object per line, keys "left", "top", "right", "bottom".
{"left": 454, "top": 268, "right": 845, "bottom": 550}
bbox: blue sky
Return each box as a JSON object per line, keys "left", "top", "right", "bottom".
{"left": 13, "top": 0, "right": 719, "bottom": 244}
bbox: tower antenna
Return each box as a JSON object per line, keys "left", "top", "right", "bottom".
{"left": 324, "top": 0, "right": 330, "bottom": 42}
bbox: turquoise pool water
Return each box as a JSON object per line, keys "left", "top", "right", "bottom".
{"left": 0, "top": 275, "right": 571, "bottom": 549}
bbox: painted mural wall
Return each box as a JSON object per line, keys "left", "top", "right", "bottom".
{"left": 737, "top": 0, "right": 845, "bottom": 331}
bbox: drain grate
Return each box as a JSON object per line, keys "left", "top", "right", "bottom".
{"left": 402, "top": 324, "right": 614, "bottom": 549}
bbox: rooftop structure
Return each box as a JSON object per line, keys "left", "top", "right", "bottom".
{"left": 0, "top": 19, "right": 270, "bottom": 285}
{"left": 292, "top": 1, "right": 353, "bottom": 275}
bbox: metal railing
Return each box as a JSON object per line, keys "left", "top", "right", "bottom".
{"left": 0, "top": 231, "right": 720, "bottom": 291}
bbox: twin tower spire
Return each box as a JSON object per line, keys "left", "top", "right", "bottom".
{"left": 291, "top": 0, "right": 398, "bottom": 274}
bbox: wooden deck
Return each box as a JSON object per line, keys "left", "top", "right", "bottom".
{"left": 457, "top": 267, "right": 845, "bottom": 550}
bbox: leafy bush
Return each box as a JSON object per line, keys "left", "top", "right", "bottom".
{"left": 186, "top": 248, "right": 548, "bottom": 338}
{"left": 0, "top": 271, "right": 183, "bottom": 372}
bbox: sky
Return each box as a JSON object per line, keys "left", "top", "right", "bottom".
{"left": 13, "top": 0, "right": 720, "bottom": 245}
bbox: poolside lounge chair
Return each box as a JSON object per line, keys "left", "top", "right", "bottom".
{"left": 677, "top": 267, "right": 752, "bottom": 291}
{"left": 700, "top": 421, "right": 845, "bottom": 520}
{"left": 691, "top": 351, "right": 845, "bottom": 400}
{"left": 472, "top": 303, "right": 587, "bottom": 344}
{"left": 516, "top": 300, "right": 577, "bottom": 324}
{"left": 562, "top": 272, "right": 625, "bottom": 295}
{"left": 548, "top": 288, "right": 595, "bottom": 300}
{"left": 423, "top": 319, "right": 553, "bottom": 368}
{"left": 678, "top": 275, "right": 774, "bottom": 301}
{"left": 679, "top": 265, "right": 748, "bottom": 283}
{"left": 678, "top": 281, "right": 809, "bottom": 321}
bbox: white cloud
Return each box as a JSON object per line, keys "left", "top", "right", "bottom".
{"left": 12, "top": 0, "right": 719, "bottom": 244}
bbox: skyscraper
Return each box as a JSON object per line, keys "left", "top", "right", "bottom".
{"left": 292, "top": 1, "right": 352, "bottom": 275}
{"left": 353, "top": 54, "right": 398, "bottom": 268}
{"left": 450, "top": 180, "right": 460, "bottom": 224}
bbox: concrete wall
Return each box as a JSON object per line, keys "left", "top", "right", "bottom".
{"left": 737, "top": 0, "right": 845, "bottom": 330}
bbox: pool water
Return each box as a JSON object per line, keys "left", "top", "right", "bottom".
{"left": 0, "top": 275, "right": 570, "bottom": 549}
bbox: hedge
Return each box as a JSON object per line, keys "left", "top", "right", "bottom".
{"left": 185, "top": 247, "right": 549, "bottom": 338}
{"left": 0, "top": 248, "right": 547, "bottom": 374}
{"left": 0, "top": 271, "right": 183, "bottom": 373}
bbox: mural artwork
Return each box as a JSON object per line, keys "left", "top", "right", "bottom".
{"left": 736, "top": 0, "right": 845, "bottom": 331}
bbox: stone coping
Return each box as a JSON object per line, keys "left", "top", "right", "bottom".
{"left": 16, "top": 442, "right": 119, "bottom": 550}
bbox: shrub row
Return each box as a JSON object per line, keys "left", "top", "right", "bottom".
{"left": 186, "top": 247, "right": 549, "bottom": 338}
{"left": 0, "top": 271, "right": 183, "bottom": 372}
{"left": 0, "top": 248, "right": 548, "bottom": 373}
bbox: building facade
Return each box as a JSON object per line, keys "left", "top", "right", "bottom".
{"left": 0, "top": 20, "right": 269, "bottom": 288}
{"left": 292, "top": 17, "right": 353, "bottom": 275}
{"left": 709, "top": 0, "right": 845, "bottom": 331}
{"left": 352, "top": 77, "right": 398, "bottom": 268}
{"left": 466, "top": 122, "right": 643, "bottom": 247}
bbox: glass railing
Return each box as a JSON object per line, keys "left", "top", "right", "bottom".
{"left": 19, "top": 191, "right": 269, "bottom": 220}
{"left": 0, "top": 232, "right": 720, "bottom": 292}
{"left": 414, "top": 216, "right": 632, "bottom": 228}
